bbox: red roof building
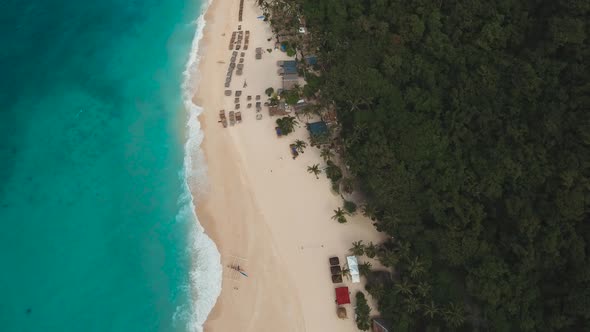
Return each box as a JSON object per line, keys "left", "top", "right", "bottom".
{"left": 335, "top": 287, "right": 350, "bottom": 305}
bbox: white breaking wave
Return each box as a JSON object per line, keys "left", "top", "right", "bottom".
{"left": 174, "top": 0, "right": 222, "bottom": 331}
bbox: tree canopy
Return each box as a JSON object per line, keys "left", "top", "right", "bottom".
{"left": 296, "top": 0, "right": 590, "bottom": 330}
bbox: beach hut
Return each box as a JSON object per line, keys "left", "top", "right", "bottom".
{"left": 307, "top": 121, "right": 328, "bottom": 136}
{"left": 347, "top": 256, "right": 360, "bottom": 283}
{"left": 337, "top": 307, "right": 347, "bottom": 319}
{"left": 282, "top": 73, "right": 299, "bottom": 90}
{"left": 335, "top": 287, "right": 350, "bottom": 305}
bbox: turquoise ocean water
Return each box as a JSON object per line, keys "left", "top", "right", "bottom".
{"left": 0, "top": 0, "right": 221, "bottom": 331}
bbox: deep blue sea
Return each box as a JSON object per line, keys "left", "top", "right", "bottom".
{"left": 0, "top": 0, "right": 220, "bottom": 331}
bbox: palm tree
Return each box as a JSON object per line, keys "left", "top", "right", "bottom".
{"left": 422, "top": 300, "right": 439, "bottom": 319}
{"left": 341, "top": 265, "right": 351, "bottom": 281}
{"left": 349, "top": 240, "right": 364, "bottom": 256}
{"left": 340, "top": 177, "right": 354, "bottom": 194}
{"left": 408, "top": 256, "right": 425, "bottom": 279}
{"left": 394, "top": 279, "right": 414, "bottom": 296}
{"left": 276, "top": 116, "right": 298, "bottom": 134}
{"left": 395, "top": 240, "right": 411, "bottom": 260}
{"left": 364, "top": 242, "right": 378, "bottom": 258}
{"left": 361, "top": 203, "right": 379, "bottom": 221}
{"left": 443, "top": 303, "right": 466, "bottom": 328}
{"left": 404, "top": 296, "right": 420, "bottom": 314}
{"left": 293, "top": 139, "right": 307, "bottom": 153}
{"left": 358, "top": 261, "right": 372, "bottom": 277}
{"left": 320, "top": 147, "right": 335, "bottom": 161}
{"left": 332, "top": 207, "right": 348, "bottom": 223}
{"left": 378, "top": 250, "right": 400, "bottom": 267}
{"left": 307, "top": 164, "right": 321, "bottom": 179}
{"left": 416, "top": 281, "right": 431, "bottom": 298}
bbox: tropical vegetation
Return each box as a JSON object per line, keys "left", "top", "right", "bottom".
{"left": 275, "top": 116, "right": 298, "bottom": 135}
{"left": 268, "top": 0, "right": 590, "bottom": 330}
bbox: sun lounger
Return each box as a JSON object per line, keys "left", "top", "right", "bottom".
{"left": 331, "top": 265, "right": 342, "bottom": 275}
{"left": 235, "top": 90, "right": 242, "bottom": 96}
{"left": 256, "top": 113, "right": 262, "bottom": 120}
{"left": 247, "top": 95, "right": 252, "bottom": 101}
{"left": 247, "top": 103, "right": 252, "bottom": 108}
{"left": 219, "top": 110, "right": 228, "bottom": 128}
{"left": 240, "top": 52, "right": 245, "bottom": 57}
{"left": 256, "top": 101, "right": 261, "bottom": 110}
{"left": 243, "top": 45, "right": 248, "bottom": 50}
{"left": 255, "top": 53, "right": 261, "bottom": 60}
{"left": 256, "top": 95, "right": 261, "bottom": 100}
{"left": 234, "top": 97, "right": 239, "bottom": 103}
{"left": 225, "top": 90, "right": 232, "bottom": 96}
{"left": 229, "top": 111, "right": 235, "bottom": 126}
{"left": 225, "top": 82, "right": 230, "bottom": 87}
{"left": 236, "top": 69, "right": 243, "bottom": 75}
{"left": 236, "top": 111, "right": 242, "bottom": 123}
{"left": 237, "top": 64, "right": 244, "bottom": 70}
{"left": 236, "top": 103, "right": 240, "bottom": 109}
{"left": 236, "top": 45, "right": 241, "bottom": 50}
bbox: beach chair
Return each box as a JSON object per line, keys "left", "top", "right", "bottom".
{"left": 235, "top": 104, "right": 240, "bottom": 109}
{"left": 236, "top": 111, "right": 242, "bottom": 123}
{"left": 235, "top": 90, "right": 242, "bottom": 97}
{"left": 247, "top": 103, "right": 252, "bottom": 108}
{"left": 219, "top": 110, "right": 228, "bottom": 128}
{"left": 256, "top": 95, "right": 261, "bottom": 100}
{"left": 247, "top": 95, "right": 252, "bottom": 101}
{"left": 224, "top": 90, "right": 232, "bottom": 96}
{"left": 234, "top": 98, "right": 239, "bottom": 104}
{"left": 256, "top": 113, "right": 262, "bottom": 120}
{"left": 229, "top": 111, "right": 236, "bottom": 126}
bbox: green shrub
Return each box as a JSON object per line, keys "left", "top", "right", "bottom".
{"left": 325, "top": 160, "right": 343, "bottom": 182}
{"left": 355, "top": 292, "right": 371, "bottom": 331}
{"left": 343, "top": 200, "right": 357, "bottom": 214}
{"left": 265, "top": 87, "right": 274, "bottom": 96}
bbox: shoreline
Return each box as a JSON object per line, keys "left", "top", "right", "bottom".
{"left": 191, "top": 0, "right": 386, "bottom": 330}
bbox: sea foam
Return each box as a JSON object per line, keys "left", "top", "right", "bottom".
{"left": 174, "top": 0, "right": 222, "bottom": 331}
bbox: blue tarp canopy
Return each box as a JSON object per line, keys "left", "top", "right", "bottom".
{"left": 281, "top": 60, "right": 297, "bottom": 68}
{"left": 282, "top": 66, "right": 297, "bottom": 74}
{"left": 307, "top": 121, "right": 328, "bottom": 136}
{"left": 305, "top": 56, "right": 317, "bottom": 65}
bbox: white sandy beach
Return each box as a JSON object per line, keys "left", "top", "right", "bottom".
{"left": 192, "top": 0, "right": 387, "bottom": 330}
